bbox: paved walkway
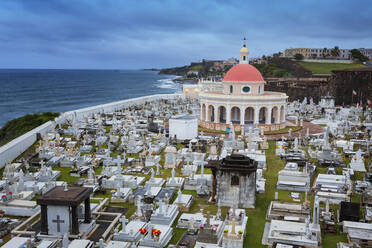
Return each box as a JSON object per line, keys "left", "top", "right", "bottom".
{"left": 198, "top": 121, "right": 324, "bottom": 140}
{"left": 266, "top": 121, "right": 324, "bottom": 140}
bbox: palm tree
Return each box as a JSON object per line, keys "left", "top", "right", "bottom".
{"left": 330, "top": 46, "right": 340, "bottom": 58}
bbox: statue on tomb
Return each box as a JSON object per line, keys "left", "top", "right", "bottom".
{"left": 177, "top": 188, "right": 182, "bottom": 203}
{"left": 294, "top": 138, "right": 298, "bottom": 151}
{"left": 156, "top": 163, "right": 160, "bottom": 175}
{"left": 150, "top": 168, "right": 155, "bottom": 179}
{"left": 171, "top": 168, "right": 175, "bottom": 182}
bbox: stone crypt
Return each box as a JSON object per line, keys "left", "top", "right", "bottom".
{"left": 207, "top": 153, "right": 258, "bottom": 208}
{"left": 199, "top": 43, "right": 288, "bottom": 132}
{"left": 37, "top": 186, "right": 94, "bottom": 236}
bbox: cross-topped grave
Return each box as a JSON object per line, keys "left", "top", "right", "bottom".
{"left": 37, "top": 186, "right": 93, "bottom": 235}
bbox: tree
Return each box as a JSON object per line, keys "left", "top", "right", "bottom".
{"left": 294, "top": 53, "right": 304, "bottom": 60}
{"left": 330, "top": 46, "right": 340, "bottom": 58}
{"left": 350, "top": 49, "right": 369, "bottom": 62}
{"left": 311, "top": 53, "right": 317, "bottom": 59}
{"left": 322, "top": 48, "right": 329, "bottom": 58}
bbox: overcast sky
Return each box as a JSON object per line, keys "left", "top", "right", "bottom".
{"left": 1, "top": 0, "right": 371, "bottom": 69}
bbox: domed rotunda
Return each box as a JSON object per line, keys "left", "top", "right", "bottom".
{"left": 199, "top": 44, "right": 288, "bottom": 132}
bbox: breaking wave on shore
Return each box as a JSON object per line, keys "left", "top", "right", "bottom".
{"left": 156, "top": 76, "right": 182, "bottom": 91}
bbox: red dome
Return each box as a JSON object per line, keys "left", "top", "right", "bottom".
{"left": 223, "top": 64, "right": 264, "bottom": 82}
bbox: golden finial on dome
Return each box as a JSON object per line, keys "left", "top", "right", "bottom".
{"left": 240, "top": 37, "right": 249, "bottom": 52}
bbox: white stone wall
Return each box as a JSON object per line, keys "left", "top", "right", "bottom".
{"left": 0, "top": 93, "right": 183, "bottom": 168}
{"left": 0, "top": 121, "right": 54, "bottom": 168}
{"left": 61, "top": 93, "right": 184, "bottom": 122}
{"left": 169, "top": 117, "right": 198, "bottom": 140}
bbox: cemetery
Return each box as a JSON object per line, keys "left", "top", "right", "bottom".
{"left": 0, "top": 78, "right": 371, "bottom": 248}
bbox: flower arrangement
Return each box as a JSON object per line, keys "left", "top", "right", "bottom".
{"left": 224, "top": 229, "right": 228, "bottom": 233}
{"left": 139, "top": 228, "right": 147, "bottom": 235}
{"left": 152, "top": 229, "right": 161, "bottom": 236}
{"left": 238, "top": 230, "right": 243, "bottom": 235}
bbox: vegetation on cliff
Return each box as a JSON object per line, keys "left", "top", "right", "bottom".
{"left": 298, "top": 61, "right": 365, "bottom": 75}
{"left": 252, "top": 63, "right": 290, "bottom": 77}
{"left": 0, "top": 112, "right": 59, "bottom": 146}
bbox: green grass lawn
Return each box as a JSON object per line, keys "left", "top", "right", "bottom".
{"left": 243, "top": 141, "right": 349, "bottom": 247}
{"left": 298, "top": 61, "right": 365, "bottom": 74}
{"left": 264, "top": 126, "right": 301, "bottom": 135}
{"left": 54, "top": 167, "right": 80, "bottom": 184}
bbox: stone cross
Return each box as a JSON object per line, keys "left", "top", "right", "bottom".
{"left": 136, "top": 196, "right": 142, "bottom": 216}
{"left": 52, "top": 215, "right": 65, "bottom": 232}
{"left": 159, "top": 199, "right": 164, "bottom": 215}
{"left": 231, "top": 217, "right": 236, "bottom": 235}
{"left": 120, "top": 216, "right": 128, "bottom": 232}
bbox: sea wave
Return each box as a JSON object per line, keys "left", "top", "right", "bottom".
{"left": 156, "top": 77, "right": 181, "bottom": 90}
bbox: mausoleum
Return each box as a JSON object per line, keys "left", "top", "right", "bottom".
{"left": 199, "top": 44, "right": 288, "bottom": 132}
{"left": 37, "top": 186, "right": 93, "bottom": 236}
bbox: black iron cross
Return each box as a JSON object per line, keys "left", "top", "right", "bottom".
{"left": 52, "top": 215, "right": 65, "bottom": 232}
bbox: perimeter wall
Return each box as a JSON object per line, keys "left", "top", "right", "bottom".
{"left": 0, "top": 93, "right": 183, "bottom": 168}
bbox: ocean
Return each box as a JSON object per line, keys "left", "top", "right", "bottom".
{"left": 0, "top": 69, "right": 181, "bottom": 127}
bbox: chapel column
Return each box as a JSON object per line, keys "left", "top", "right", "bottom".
{"left": 214, "top": 105, "right": 218, "bottom": 123}
{"left": 240, "top": 107, "right": 245, "bottom": 125}
{"left": 226, "top": 105, "right": 231, "bottom": 124}
{"left": 206, "top": 104, "right": 210, "bottom": 122}
{"left": 71, "top": 206, "right": 79, "bottom": 235}
{"left": 254, "top": 106, "right": 259, "bottom": 124}
{"left": 40, "top": 205, "right": 48, "bottom": 235}
{"left": 277, "top": 106, "right": 281, "bottom": 124}
{"left": 84, "top": 198, "right": 91, "bottom": 223}
{"left": 283, "top": 105, "right": 287, "bottom": 122}
{"left": 266, "top": 106, "right": 272, "bottom": 125}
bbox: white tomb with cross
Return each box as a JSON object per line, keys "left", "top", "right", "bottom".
{"left": 105, "top": 240, "right": 131, "bottom": 248}
{"left": 113, "top": 218, "right": 147, "bottom": 243}
{"left": 150, "top": 198, "right": 179, "bottom": 226}
{"left": 138, "top": 223, "right": 173, "bottom": 248}
{"left": 349, "top": 149, "right": 366, "bottom": 172}
{"left": 145, "top": 169, "right": 165, "bottom": 188}
{"left": 166, "top": 168, "right": 185, "bottom": 189}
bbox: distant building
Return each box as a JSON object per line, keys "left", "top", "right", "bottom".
{"left": 284, "top": 47, "right": 372, "bottom": 60}
{"left": 359, "top": 48, "right": 372, "bottom": 59}
{"left": 284, "top": 48, "right": 310, "bottom": 58}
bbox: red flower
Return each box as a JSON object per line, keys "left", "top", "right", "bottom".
{"left": 139, "top": 228, "right": 147, "bottom": 234}
{"left": 8, "top": 192, "right": 12, "bottom": 195}
{"left": 152, "top": 229, "right": 161, "bottom": 236}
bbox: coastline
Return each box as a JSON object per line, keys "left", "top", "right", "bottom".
{"left": 0, "top": 93, "right": 184, "bottom": 168}
{"left": 172, "top": 76, "right": 198, "bottom": 84}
